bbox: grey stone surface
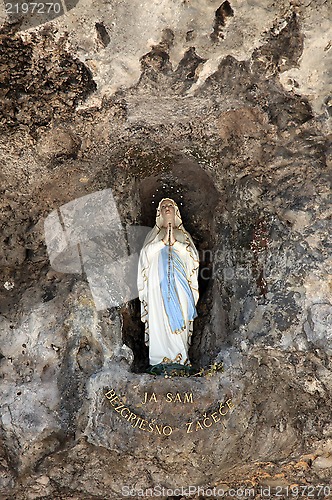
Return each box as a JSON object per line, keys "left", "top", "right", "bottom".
{"left": 0, "top": 0, "right": 331, "bottom": 497}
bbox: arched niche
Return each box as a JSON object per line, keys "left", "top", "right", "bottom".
{"left": 121, "top": 154, "right": 220, "bottom": 372}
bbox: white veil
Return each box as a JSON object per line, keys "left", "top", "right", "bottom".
{"left": 142, "top": 198, "right": 199, "bottom": 256}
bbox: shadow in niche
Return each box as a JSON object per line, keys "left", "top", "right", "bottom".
{"left": 121, "top": 155, "right": 220, "bottom": 373}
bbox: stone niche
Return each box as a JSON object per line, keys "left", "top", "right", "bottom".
{"left": 121, "top": 153, "right": 220, "bottom": 373}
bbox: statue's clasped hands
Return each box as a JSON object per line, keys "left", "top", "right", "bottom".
{"left": 161, "top": 201, "right": 176, "bottom": 245}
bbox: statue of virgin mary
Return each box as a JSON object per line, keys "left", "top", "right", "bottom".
{"left": 137, "top": 198, "right": 199, "bottom": 368}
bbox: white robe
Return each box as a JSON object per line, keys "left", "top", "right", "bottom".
{"left": 138, "top": 239, "right": 199, "bottom": 366}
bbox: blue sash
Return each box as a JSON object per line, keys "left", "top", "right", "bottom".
{"left": 159, "top": 245, "right": 197, "bottom": 333}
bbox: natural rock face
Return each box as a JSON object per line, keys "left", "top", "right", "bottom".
{"left": 0, "top": 0, "right": 331, "bottom": 498}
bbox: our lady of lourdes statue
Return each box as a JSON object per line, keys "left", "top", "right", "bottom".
{"left": 137, "top": 198, "right": 199, "bottom": 371}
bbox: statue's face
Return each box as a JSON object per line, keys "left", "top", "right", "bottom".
{"left": 160, "top": 200, "right": 175, "bottom": 226}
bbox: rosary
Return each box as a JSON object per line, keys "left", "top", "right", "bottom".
{"left": 168, "top": 222, "right": 172, "bottom": 301}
